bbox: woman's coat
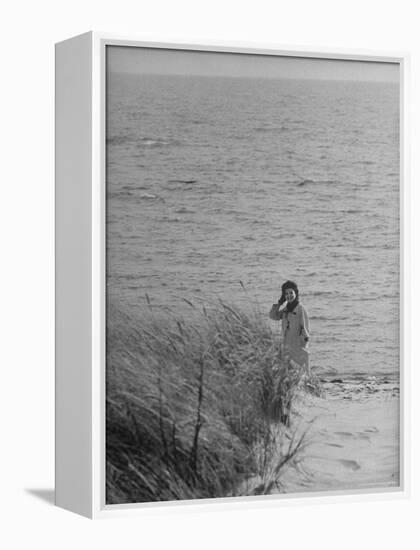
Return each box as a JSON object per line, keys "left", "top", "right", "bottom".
{"left": 269, "top": 302, "right": 310, "bottom": 370}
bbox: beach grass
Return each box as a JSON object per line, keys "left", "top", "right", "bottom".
{"left": 106, "top": 298, "right": 314, "bottom": 504}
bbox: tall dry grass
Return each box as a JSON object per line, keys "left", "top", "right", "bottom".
{"left": 106, "top": 297, "right": 315, "bottom": 504}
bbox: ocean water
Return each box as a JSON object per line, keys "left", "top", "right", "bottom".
{"left": 106, "top": 73, "right": 399, "bottom": 378}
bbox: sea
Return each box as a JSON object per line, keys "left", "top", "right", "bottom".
{"left": 106, "top": 72, "right": 400, "bottom": 380}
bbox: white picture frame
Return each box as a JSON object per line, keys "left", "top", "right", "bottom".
{"left": 55, "top": 31, "right": 409, "bottom": 519}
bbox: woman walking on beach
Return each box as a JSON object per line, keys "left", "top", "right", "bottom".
{"left": 269, "top": 280, "right": 310, "bottom": 373}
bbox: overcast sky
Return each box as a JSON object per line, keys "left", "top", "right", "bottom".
{"left": 107, "top": 45, "right": 399, "bottom": 83}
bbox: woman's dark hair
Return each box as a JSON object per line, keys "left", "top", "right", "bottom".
{"left": 279, "top": 280, "right": 299, "bottom": 304}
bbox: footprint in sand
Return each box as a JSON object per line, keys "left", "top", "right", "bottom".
{"left": 334, "top": 431, "right": 371, "bottom": 441}
{"left": 334, "top": 431, "right": 353, "bottom": 437}
{"left": 338, "top": 459, "right": 361, "bottom": 471}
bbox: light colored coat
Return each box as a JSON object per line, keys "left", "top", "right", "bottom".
{"left": 269, "top": 302, "right": 310, "bottom": 370}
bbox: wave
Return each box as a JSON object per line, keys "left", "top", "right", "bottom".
{"left": 168, "top": 179, "right": 198, "bottom": 185}
{"left": 296, "top": 178, "right": 338, "bottom": 187}
{"left": 321, "top": 372, "right": 399, "bottom": 386}
{"left": 108, "top": 135, "right": 180, "bottom": 148}
{"left": 296, "top": 178, "right": 314, "bottom": 186}
{"left": 175, "top": 207, "right": 196, "bottom": 214}
{"left": 340, "top": 209, "right": 361, "bottom": 214}
{"left": 111, "top": 189, "right": 136, "bottom": 199}
{"left": 138, "top": 137, "right": 180, "bottom": 148}
{"left": 138, "top": 193, "right": 165, "bottom": 202}
{"left": 114, "top": 190, "right": 163, "bottom": 201}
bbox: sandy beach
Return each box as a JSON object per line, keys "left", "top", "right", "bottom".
{"left": 279, "top": 376, "right": 400, "bottom": 493}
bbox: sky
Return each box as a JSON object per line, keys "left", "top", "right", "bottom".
{"left": 107, "top": 45, "right": 399, "bottom": 83}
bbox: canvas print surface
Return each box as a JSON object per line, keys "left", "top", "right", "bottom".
{"left": 105, "top": 46, "right": 400, "bottom": 504}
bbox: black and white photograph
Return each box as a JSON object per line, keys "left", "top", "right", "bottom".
{"left": 105, "top": 45, "right": 400, "bottom": 505}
